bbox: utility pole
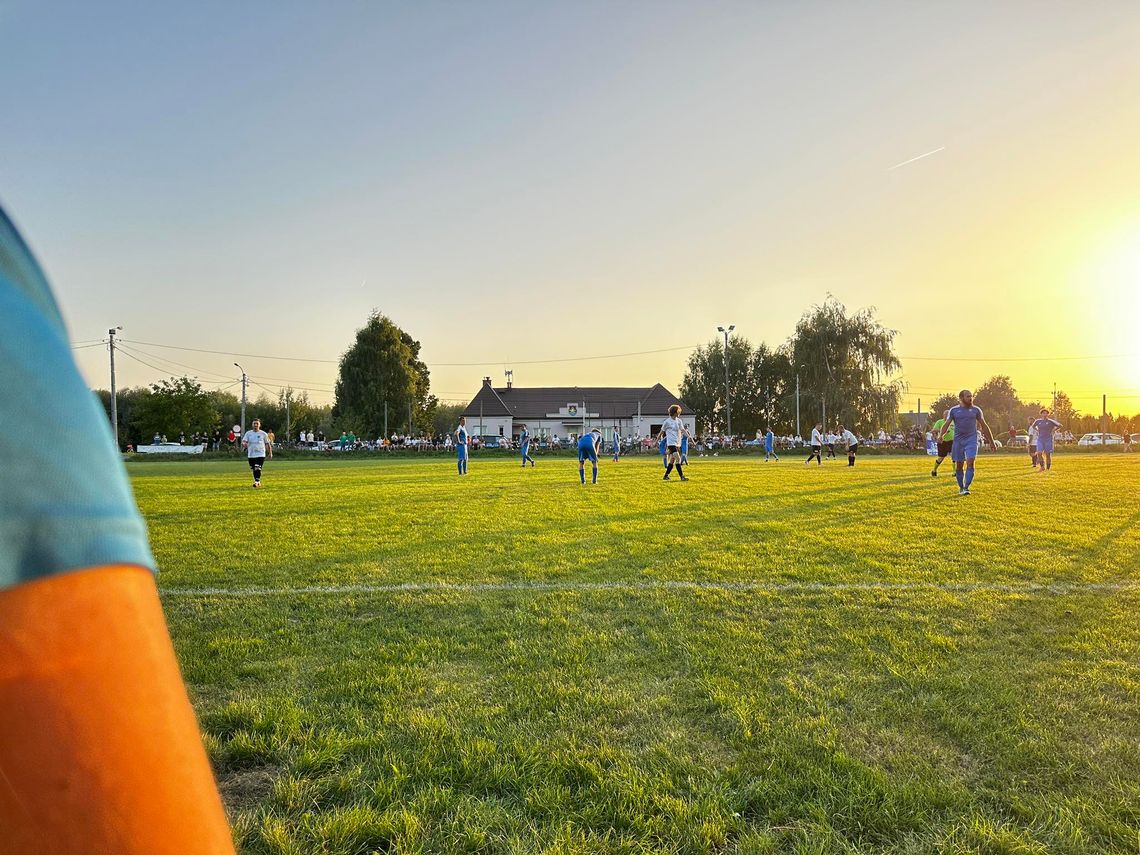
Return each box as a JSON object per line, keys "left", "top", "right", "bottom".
{"left": 108, "top": 326, "right": 122, "bottom": 449}
{"left": 384, "top": 401, "right": 388, "bottom": 438}
{"left": 234, "top": 363, "right": 247, "bottom": 434}
{"left": 717, "top": 325, "right": 735, "bottom": 436}
{"left": 1102, "top": 394, "right": 1107, "bottom": 444}
{"left": 795, "top": 373, "right": 801, "bottom": 438}
{"left": 284, "top": 395, "right": 291, "bottom": 443}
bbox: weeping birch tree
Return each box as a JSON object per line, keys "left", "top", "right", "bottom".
{"left": 788, "top": 298, "right": 905, "bottom": 431}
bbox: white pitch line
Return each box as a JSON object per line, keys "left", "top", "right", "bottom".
{"left": 888, "top": 146, "right": 946, "bottom": 171}
{"left": 158, "top": 579, "right": 1140, "bottom": 598}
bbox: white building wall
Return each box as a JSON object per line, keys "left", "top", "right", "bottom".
{"left": 508, "top": 415, "right": 696, "bottom": 442}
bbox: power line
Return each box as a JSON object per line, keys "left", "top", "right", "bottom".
{"left": 116, "top": 344, "right": 235, "bottom": 381}
{"left": 899, "top": 352, "right": 1140, "bottom": 363}
{"left": 116, "top": 338, "right": 702, "bottom": 367}
{"left": 71, "top": 341, "right": 107, "bottom": 350}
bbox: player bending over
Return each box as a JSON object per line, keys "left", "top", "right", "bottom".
{"left": 578, "top": 428, "right": 602, "bottom": 484}
{"left": 838, "top": 424, "right": 859, "bottom": 466}
{"left": 936, "top": 389, "right": 997, "bottom": 496}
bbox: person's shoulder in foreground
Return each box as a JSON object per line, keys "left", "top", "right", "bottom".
{"left": 0, "top": 206, "right": 234, "bottom": 853}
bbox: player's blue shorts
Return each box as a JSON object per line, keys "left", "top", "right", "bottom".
{"left": 520, "top": 443, "right": 529, "bottom": 456}
{"left": 951, "top": 435, "right": 978, "bottom": 463}
{"left": 1037, "top": 436, "right": 1054, "bottom": 453}
{"left": 578, "top": 444, "right": 598, "bottom": 464}
{"left": 457, "top": 445, "right": 468, "bottom": 458}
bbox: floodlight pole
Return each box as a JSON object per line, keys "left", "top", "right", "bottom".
{"left": 108, "top": 326, "right": 122, "bottom": 449}
{"left": 717, "top": 325, "right": 735, "bottom": 436}
{"left": 234, "top": 362, "right": 247, "bottom": 434}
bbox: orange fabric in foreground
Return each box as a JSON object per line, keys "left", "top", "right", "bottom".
{"left": 0, "top": 565, "right": 234, "bottom": 854}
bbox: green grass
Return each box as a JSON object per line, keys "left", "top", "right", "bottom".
{"left": 136, "top": 453, "right": 1140, "bottom": 854}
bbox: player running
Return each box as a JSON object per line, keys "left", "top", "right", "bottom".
{"left": 241, "top": 418, "right": 272, "bottom": 488}
{"left": 519, "top": 424, "right": 536, "bottom": 467}
{"left": 660, "top": 404, "right": 689, "bottom": 481}
{"left": 930, "top": 414, "right": 955, "bottom": 477}
{"left": 455, "top": 417, "right": 469, "bottom": 475}
{"left": 805, "top": 423, "right": 823, "bottom": 465}
{"left": 1030, "top": 408, "right": 1062, "bottom": 471}
{"left": 764, "top": 427, "right": 779, "bottom": 462}
{"left": 578, "top": 428, "right": 602, "bottom": 484}
{"left": 935, "top": 389, "right": 997, "bottom": 495}
{"left": 612, "top": 427, "right": 621, "bottom": 462}
{"left": 838, "top": 424, "right": 859, "bottom": 466}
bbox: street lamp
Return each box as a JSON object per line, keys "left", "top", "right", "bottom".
{"left": 234, "top": 362, "right": 247, "bottom": 435}
{"left": 716, "top": 325, "right": 735, "bottom": 437}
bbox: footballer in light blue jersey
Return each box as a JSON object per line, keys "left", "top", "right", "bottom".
{"left": 578, "top": 429, "right": 601, "bottom": 484}
{"left": 764, "top": 428, "right": 778, "bottom": 462}
{"left": 519, "top": 425, "right": 535, "bottom": 468}
{"left": 936, "top": 390, "right": 996, "bottom": 495}
{"left": 1030, "top": 408, "right": 1062, "bottom": 471}
{"left": 455, "top": 417, "right": 469, "bottom": 475}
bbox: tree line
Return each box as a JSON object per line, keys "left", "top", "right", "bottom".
{"left": 94, "top": 379, "right": 333, "bottom": 447}
{"left": 679, "top": 298, "right": 905, "bottom": 436}
{"left": 921, "top": 377, "right": 1137, "bottom": 436}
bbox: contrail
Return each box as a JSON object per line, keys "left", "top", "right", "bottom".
{"left": 888, "top": 146, "right": 946, "bottom": 171}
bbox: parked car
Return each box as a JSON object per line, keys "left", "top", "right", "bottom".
{"left": 1008, "top": 435, "right": 1029, "bottom": 448}
{"left": 1077, "top": 433, "right": 1124, "bottom": 446}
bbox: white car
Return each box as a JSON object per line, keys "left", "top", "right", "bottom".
{"left": 1077, "top": 433, "right": 1123, "bottom": 447}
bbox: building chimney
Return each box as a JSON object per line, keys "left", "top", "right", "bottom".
{"left": 483, "top": 376, "right": 492, "bottom": 387}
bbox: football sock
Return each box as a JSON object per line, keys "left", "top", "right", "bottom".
{"left": 955, "top": 469, "right": 964, "bottom": 489}
{"left": 676, "top": 464, "right": 684, "bottom": 478}
{"left": 665, "top": 463, "right": 674, "bottom": 476}
{"left": 592, "top": 465, "right": 598, "bottom": 484}
{"left": 965, "top": 468, "right": 975, "bottom": 489}
{"left": 579, "top": 467, "right": 585, "bottom": 484}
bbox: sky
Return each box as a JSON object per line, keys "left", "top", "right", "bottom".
{"left": 3, "top": 1, "right": 1139, "bottom": 416}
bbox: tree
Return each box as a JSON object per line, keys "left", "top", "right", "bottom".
{"left": 1052, "top": 390, "right": 1078, "bottom": 427}
{"left": 973, "top": 376, "right": 1022, "bottom": 429}
{"left": 132, "top": 377, "right": 218, "bottom": 439}
{"left": 789, "top": 298, "right": 904, "bottom": 432}
{"left": 927, "top": 392, "right": 960, "bottom": 426}
{"left": 431, "top": 403, "right": 466, "bottom": 438}
{"left": 679, "top": 335, "right": 791, "bottom": 435}
{"left": 333, "top": 312, "right": 433, "bottom": 437}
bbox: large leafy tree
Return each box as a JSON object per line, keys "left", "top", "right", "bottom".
{"left": 973, "top": 376, "right": 1021, "bottom": 427}
{"left": 333, "top": 312, "right": 433, "bottom": 437}
{"left": 789, "top": 298, "right": 904, "bottom": 431}
{"left": 680, "top": 336, "right": 792, "bottom": 435}
{"left": 131, "top": 377, "right": 218, "bottom": 439}
{"left": 927, "top": 392, "right": 960, "bottom": 425}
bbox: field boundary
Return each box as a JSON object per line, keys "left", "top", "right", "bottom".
{"left": 158, "top": 579, "right": 1140, "bottom": 598}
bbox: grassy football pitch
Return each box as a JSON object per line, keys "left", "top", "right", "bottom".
{"left": 136, "top": 453, "right": 1140, "bottom": 854}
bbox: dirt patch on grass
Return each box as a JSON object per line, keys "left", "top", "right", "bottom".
{"left": 217, "top": 765, "right": 282, "bottom": 816}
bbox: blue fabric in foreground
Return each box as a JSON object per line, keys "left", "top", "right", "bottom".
{"left": 0, "top": 207, "right": 155, "bottom": 589}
